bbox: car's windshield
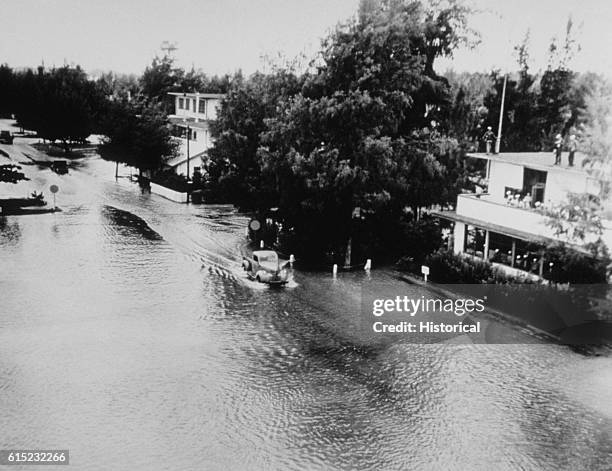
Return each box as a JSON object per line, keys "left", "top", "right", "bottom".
{"left": 257, "top": 253, "right": 278, "bottom": 264}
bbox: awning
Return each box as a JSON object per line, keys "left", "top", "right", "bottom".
{"left": 430, "top": 209, "right": 558, "bottom": 246}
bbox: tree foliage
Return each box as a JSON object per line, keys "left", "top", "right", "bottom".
{"left": 140, "top": 54, "right": 232, "bottom": 112}
{"left": 578, "top": 74, "right": 612, "bottom": 196}
{"left": 544, "top": 192, "right": 604, "bottom": 242}
{"left": 12, "top": 66, "right": 105, "bottom": 151}
{"left": 140, "top": 55, "right": 183, "bottom": 109}
{"left": 99, "top": 98, "right": 178, "bottom": 172}
{"left": 206, "top": 70, "right": 302, "bottom": 209}
{"left": 0, "top": 64, "right": 17, "bottom": 118}
{"left": 207, "top": 0, "right": 472, "bottom": 261}
{"left": 0, "top": 164, "right": 29, "bottom": 184}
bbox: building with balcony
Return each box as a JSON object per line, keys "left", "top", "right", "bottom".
{"left": 166, "top": 92, "right": 224, "bottom": 178}
{"left": 432, "top": 151, "right": 612, "bottom": 278}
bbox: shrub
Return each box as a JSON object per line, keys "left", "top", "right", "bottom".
{"left": 411, "top": 244, "right": 609, "bottom": 285}
{"left": 425, "top": 249, "right": 492, "bottom": 283}
{"left": 545, "top": 240, "right": 610, "bottom": 284}
{"left": 412, "top": 249, "right": 534, "bottom": 284}
{"left": 395, "top": 217, "right": 444, "bottom": 271}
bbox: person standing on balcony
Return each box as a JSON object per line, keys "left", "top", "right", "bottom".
{"left": 553, "top": 133, "right": 563, "bottom": 165}
{"left": 568, "top": 134, "right": 577, "bottom": 167}
{"left": 482, "top": 126, "right": 495, "bottom": 154}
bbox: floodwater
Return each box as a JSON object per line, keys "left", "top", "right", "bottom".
{"left": 1, "top": 155, "right": 611, "bottom": 470}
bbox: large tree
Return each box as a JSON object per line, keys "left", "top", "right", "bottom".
{"left": 254, "top": 0, "right": 470, "bottom": 261}
{"left": 0, "top": 64, "right": 16, "bottom": 118}
{"left": 99, "top": 98, "right": 178, "bottom": 176}
{"left": 13, "top": 66, "right": 105, "bottom": 151}
{"left": 140, "top": 55, "right": 183, "bottom": 109}
{"left": 206, "top": 69, "right": 302, "bottom": 208}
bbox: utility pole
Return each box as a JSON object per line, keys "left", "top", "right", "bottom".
{"left": 186, "top": 124, "right": 190, "bottom": 181}
{"left": 186, "top": 124, "right": 190, "bottom": 203}
{"left": 495, "top": 74, "right": 508, "bottom": 154}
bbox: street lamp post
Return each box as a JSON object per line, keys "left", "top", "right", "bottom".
{"left": 182, "top": 92, "right": 191, "bottom": 199}
{"left": 186, "top": 124, "right": 190, "bottom": 181}
{"left": 495, "top": 73, "right": 508, "bottom": 154}
{"left": 186, "top": 124, "right": 190, "bottom": 203}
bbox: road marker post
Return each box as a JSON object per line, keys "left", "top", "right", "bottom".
{"left": 421, "top": 265, "right": 430, "bottom": 282}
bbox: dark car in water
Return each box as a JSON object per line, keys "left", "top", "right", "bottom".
{"left": 0, "top": 130, "right": 13, "bottom": 144}
{"left": 51, "top": 161, "right": 69, "bottom": 174}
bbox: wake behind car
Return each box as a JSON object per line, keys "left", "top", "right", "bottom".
{"left": 242, "top": 250, "right": 289, "bottom": 286}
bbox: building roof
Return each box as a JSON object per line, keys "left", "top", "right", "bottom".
{"left": 431, "top": 209, "right": 573, "bottom": 247}
{"left": 168, "top": 92, "right": 225, "bottom": 99}
{"left": 467, "top": 151, "right": 591, "bottom": 174}
{"left": 168, "top": 116, "right": 212, "bottom": 129}
{"left": 165, "top": 150, "right": 207, "bottom": 168}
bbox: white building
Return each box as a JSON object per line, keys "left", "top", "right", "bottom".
{"left": 166, "top": 92, "right": 224, "bottom": 178}
{"left": 433, "top": 151, "right": 612, "bottom": 278}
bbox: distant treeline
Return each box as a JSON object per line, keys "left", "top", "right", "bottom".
{"left": 0, "top": 59, "right": 234, "bottom": 169}
{"left": 1, "top": 0, "right": 610, "bottom": 265}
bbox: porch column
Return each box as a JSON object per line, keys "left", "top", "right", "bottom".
{"left": 453, "top": 222, "right": 465, "bottom": 255}
{"left": 484, "top": 230, "right": 490, "bottom": 260}
{"left": 511, "top": 239, "right": 516, "bottom": 268}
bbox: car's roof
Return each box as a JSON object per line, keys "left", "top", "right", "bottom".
{"left": 253, "top": 250, "right": 278, "bottom": 257}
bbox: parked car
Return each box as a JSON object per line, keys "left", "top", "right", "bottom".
{"left": 0, "top": 130, "right": 14, "bottom": 144}
{"left": 242, "top": 250, "right": 289, "bottom": 286}
{"left": 51, "top": 161, "right": 69, "bottom": 174}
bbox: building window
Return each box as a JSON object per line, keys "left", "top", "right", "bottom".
{"left": 185, "top": 99, "right": 190, "bottom": 111}
{"left": 178, "top": 98, "right": 184, "bottom": 110}
{"left": 198, "top": 99, "right": 206, "bottom": 114}
{"left": 464, "top": 224, "right": 486, "bottom": 258}
{"left": 523, "top": 167, "right": 547, "bottom": 205}
{"left": 192, "top": 131, "right": 197, "bottom": 140}
{"left": 171, "top": 124, "right": 183, "bottom": 138}
{"left": 514, "top": 240, "right": 542, "bottom": 275}
{"left": 488, "top": 232, "right": 513, "bottom": 266}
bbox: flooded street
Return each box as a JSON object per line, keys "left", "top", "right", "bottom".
{"left": 1, "top": 156, "right": 611, "bottom": 470}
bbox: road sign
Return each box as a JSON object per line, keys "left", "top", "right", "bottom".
{"left": 421, "top": 265, "right": 430, "bottom": 282}
{"left": 49, "top": 185, "right": 59, "bottom": 211}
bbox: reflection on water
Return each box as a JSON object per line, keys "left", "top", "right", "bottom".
{"left": 0, "top": 157, "right": 611, "bottom": 470}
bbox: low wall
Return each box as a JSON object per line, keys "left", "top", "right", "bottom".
{"left": 150, "top": 182, "right": 188, "bottom": 203}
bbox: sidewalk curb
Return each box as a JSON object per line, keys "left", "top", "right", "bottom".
{"left": 397, "top": 272, "right": 562, "bottom": 344}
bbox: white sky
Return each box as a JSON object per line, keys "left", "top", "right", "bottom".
{"left": 0, "top": 0, "right": 610, "bottom": 76}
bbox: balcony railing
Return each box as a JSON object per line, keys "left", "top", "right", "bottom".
{"left": 456, "top": 193, "right": 557, "bottom": 240}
